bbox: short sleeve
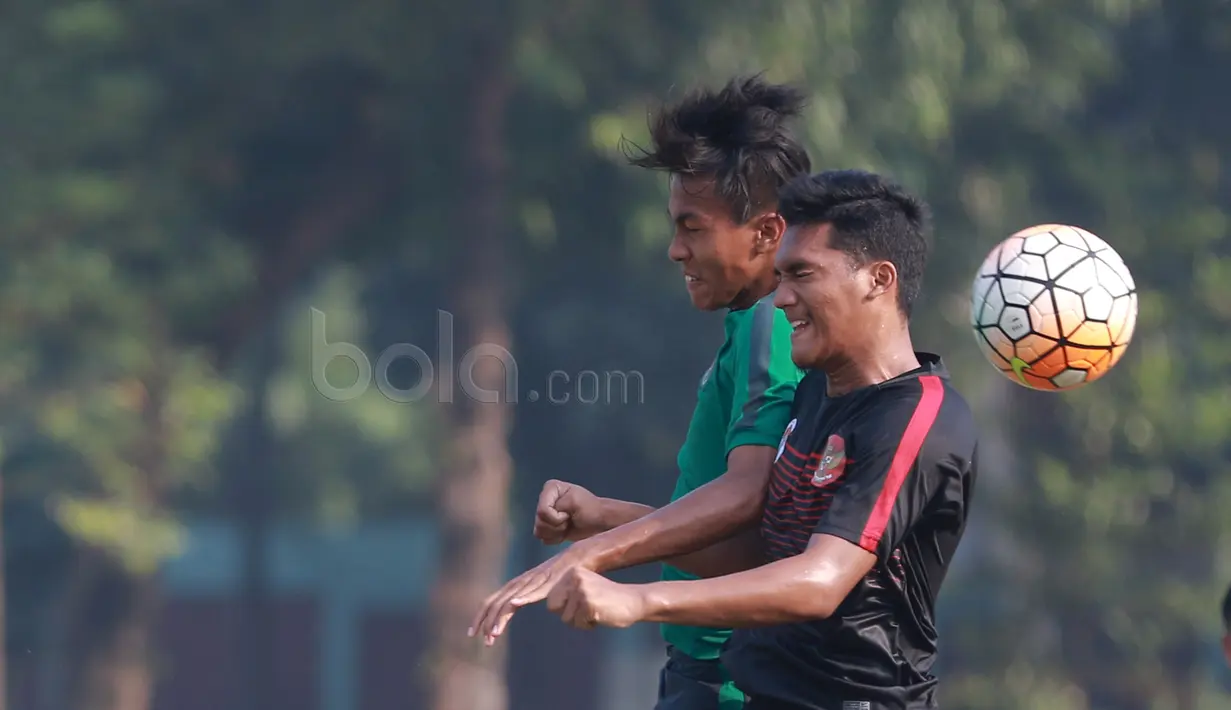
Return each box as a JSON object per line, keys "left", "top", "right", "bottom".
{"left": 812, "top": 376, "right": 947, "bottom": 560}
{"left": 725, "top": 301, "right": 803, "bottom": 454}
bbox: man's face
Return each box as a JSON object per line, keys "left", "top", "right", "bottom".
{"left": 773, "top": 223, "right": 897, "bottom": 369}
{"left": 666, "top": 175, "right": 779, "bottom": 311}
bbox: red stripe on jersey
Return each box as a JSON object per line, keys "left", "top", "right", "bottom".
{"left": 858, "top": 375, "right": 945, "bottom": 553}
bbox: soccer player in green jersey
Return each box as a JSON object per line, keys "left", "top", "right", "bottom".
{"left": 471, "top": 75, "right": 811, "bottom": 710}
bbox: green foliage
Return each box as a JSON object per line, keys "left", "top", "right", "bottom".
{"left": 52, "top": 497, "right": 183, "bottom": 576}
{"left": 2, "top": 0, "right": 1230, "bottom": 707}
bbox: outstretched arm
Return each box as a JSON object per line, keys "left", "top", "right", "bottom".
{"left": 640, "top": 534, "right": 871, "bottom": 626}
{"left": 583, "top": 444, "right": 776, "bottom": 573}
{"left": 472, "top": 304, "right": 801, "bottom": 644}
{"left": 531, "top": 480, "right": 657, "bottom": 545}
{"left": 545, "top": 534, "right": 873, "bottom": 631}
{"left": 530, "top": 478, "right": 764, "bottom": 577}
{"left": 661, "top": 526, "right": 767, "bottom": 578}
{"left": 549, "top": 378, "right": 966, "bottom": 632}
{"left": 593, "top": 498, "right": 657, "bottom": 530}
{"left": 545, "top": 492, "right": 765, "bottom": 577}
{"left": 470, "top": 445, "right": 775, "bottom": 643}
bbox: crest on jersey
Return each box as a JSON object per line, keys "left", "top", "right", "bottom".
{"left": 811, "top": 434, "right": 847, "bottom": 487}
{"left": 775, "top": 419, "right": 797, "bottom": 462}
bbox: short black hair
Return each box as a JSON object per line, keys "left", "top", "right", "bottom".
{"left": 1222, "top": 582, "right": 1231, "bottom": 632}
{"left": 624, "top": 74, "right": 812, "bottom": 223}
{"left": 778, "top": 169, "right": 931, "bottom": 317}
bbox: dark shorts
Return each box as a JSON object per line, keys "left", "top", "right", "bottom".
{"left": 742, "top": 698, "right": 819, "bottom": 710}
{"left": 744, "top": 696, "right": 877, "bottom": 710}
{"left": 654, "top": 646, "right": 746, "bottom": 710}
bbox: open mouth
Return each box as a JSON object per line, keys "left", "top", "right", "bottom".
{"left": 789, "top": 319, "right": 810, "bottom": 337}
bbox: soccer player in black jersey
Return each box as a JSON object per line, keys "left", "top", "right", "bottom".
{"left": 540, "top": 170, "right": 978, "bottom": 710}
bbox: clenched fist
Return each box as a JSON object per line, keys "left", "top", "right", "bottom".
{"left": 534, "top": 480, "right": 606, "bottom": 544}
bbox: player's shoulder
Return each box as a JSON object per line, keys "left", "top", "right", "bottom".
{"left": 726, "top": 293, "right": 789, "bottom": 334}
{"left": 721, "top": 295, "right": 780, "bottom": 355}
{"left": 860, "top": 354, "right": 976, "bottom": 436}
{"left": 794, "top": 368, "right": 829, "bottom": 402}
{"left": 721, "top": 297, "right": 800, "bottom": 382}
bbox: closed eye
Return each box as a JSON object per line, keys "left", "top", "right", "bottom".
{"left": 778, "top": 268, "right": 813, "bottom": 281}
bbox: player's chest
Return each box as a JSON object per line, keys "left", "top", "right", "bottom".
{"left": 767, "top": 410, "right": 854, "bottom": 515}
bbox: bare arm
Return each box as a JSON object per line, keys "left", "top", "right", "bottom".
{"left": 662, "top": 526, "right": 766, "bottom": 578}
{"left": 591, "top": 498, "right": 655, "bottom": 534}
{"left": 581, "top": 445, "right": 776, "bottom": 573}
{"left": 640, "top": 534, "right": 875, "bottom": 627}
{"left": 535, "top": 485, "right": 762, "bottom": 577}
{"left": 584, "top": 499, "right": 764, "bottom": 577}
{"left": 472, "top": 446, "right": 776, "bottom": 643}
{"left": 532, "top": 483, "right": 655, "bottom": 544}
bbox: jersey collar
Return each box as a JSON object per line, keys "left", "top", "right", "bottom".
{"left": 877, "top": 351, "right": 949, "bottom": 387}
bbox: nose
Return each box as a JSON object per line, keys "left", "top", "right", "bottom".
{"left": 773, "top": 284, "right": 796, "bottom": 309}
{"left": 667, "top": 233, "right": 689, "bottom": 263}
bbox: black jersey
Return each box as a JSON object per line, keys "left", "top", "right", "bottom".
{"left": 721, "top": 353, "right": 978, "bottom": 710}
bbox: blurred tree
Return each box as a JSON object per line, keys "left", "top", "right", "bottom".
{"left": 0, "top": 0, "right": 399, "bottom": 707}
{"left": 424, "top": 11, "right": 518, "bottom": 710}
{"left": 1, "top": 1, "right": 1229, "bottom": 709}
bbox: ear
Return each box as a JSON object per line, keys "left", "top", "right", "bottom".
{"left": 752, "top": 213, "right": 786, "bottom": 256}
{"left": 866, "top": 260, "right": 898, "bottom": 301}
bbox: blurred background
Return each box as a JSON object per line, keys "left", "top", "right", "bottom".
{"left": 2, "top": 0, "right": 1230, "bottom": 709}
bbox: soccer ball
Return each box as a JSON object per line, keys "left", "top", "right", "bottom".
{"left": 971, "top": 224, "right": 1137, "bottom": 391}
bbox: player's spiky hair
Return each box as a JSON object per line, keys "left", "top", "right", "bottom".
{"left": 623, "top": 74, "right": 812, "bottom": 223}
{"left": 778, "top": 169, "right": 932, "bottom": 317}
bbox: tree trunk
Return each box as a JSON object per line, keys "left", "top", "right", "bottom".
{"left": 56, "top": 552, "right": 158, "bottom": 710}
{"left": 65, "top": 363, "right": 170, "bottom": 710}
{"left": 427, "top": 30, "right": 516, "bottom": 710}
{"left": 91, "top": 577, "right": 159, "bottom": 710}
{"left": 231, "top": 332, "right": 277, "bottom": 710}
{"left": 42, "top": 551, "right": 98, "bottom": 710}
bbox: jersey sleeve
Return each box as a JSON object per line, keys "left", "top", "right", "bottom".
{"left": 725, "top": 300, "right": 802, "bottom": 454}
{"left": 812, "top": 376, "right": 947, "bottom": 560}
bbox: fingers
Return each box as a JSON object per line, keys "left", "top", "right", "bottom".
{"left": 533, "top": 518, "right": 569, "bottom": 545}
{"left": 469, "top": 564, "right": 561, "bottom": 644}
{"left": 559, "top": 582, "right": 596, "bottom": 630}
{"left": 536, "top": 480, "right": 570, "bottom": 526}
{"left": 534, "top": 480, "right": 572, "bottom": 544}
{"left": 470, "top": 572, "right": 534, "bottom": 643}
{"left": 487, "top": 588, "right": 541, "bottom": 643}
{"left": 561, "top": 591, "right": 585, "bottom": 628}
{"left": 469, "top": 586, "right": 508, "bottom": 642}
{"left": 472, "top": 583, "right": 527, "bottom": 645}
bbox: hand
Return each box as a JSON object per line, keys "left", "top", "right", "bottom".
{"left": 546, "top": 568, "right": 649, "bottom": 630}
{"left": 469, "top": 540, "right": 599, "bottom": 645}
{"left": 534, "top": 480, "right": 604, "bottom": 545}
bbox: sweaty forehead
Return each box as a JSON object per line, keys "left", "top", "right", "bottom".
{"left": 668, "top": 175, "right": 735, "bottom": 222}
{"left": 776, "top": 223, "right": 835, "bottom": 269}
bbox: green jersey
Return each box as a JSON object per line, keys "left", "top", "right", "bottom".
{"left": 661, "top": 293, "right": 804, "bottom": 661}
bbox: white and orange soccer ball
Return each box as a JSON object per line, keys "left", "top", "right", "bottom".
{"left": 971, "top": 224, "right": 1138, "bottom": 391}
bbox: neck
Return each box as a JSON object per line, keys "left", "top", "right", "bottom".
{"left": 727, "top": 269, "right": 779, "bottom": 311}
{"left": 824, "top": 328, "right": 920, "bottom": 397}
